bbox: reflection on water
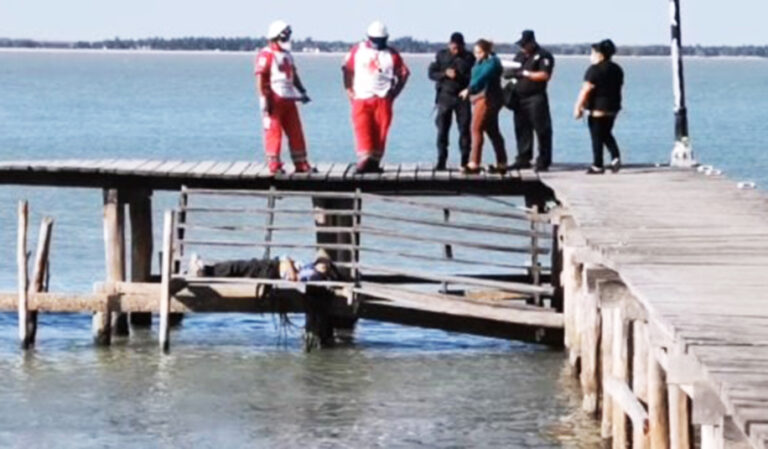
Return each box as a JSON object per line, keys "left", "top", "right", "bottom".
{"left": 0, "top": 313, "right": 601, "bottom": 448}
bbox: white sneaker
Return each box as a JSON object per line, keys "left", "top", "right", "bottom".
{"left": 187, "top": 253, "right": 205, "bottom": 277}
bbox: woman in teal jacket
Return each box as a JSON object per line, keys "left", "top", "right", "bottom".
{"left": 459, "top": 39, "right": 508, "bottom": 174}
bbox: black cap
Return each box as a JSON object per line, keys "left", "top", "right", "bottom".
{"left": 592, "top": 39, "right": 617, "bottom": 58}
{"left": 450, "top": 32, "right": 465, "bottom": 46}
{"left": 516, "top": 30, "right": 536, "bottom": 46}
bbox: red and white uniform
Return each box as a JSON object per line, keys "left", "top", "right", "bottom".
{"left": 255, "top": 43, "right": 307, "bottom": 164}
{"left": 344, "top": 41, "right": 409, "bottom": 160}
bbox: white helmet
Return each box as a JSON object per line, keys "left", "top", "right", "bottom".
{"left": 367, "top": 21, "right": 389, "bottom": 39}
{"left": 267, "top": 20, "right": 290, "bottom": 40}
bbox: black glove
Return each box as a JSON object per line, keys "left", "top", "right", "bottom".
{"left": 299, "top": 93, "right": 311, "bottom": 104}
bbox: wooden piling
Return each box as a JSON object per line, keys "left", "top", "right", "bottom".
{"left": 668, "top": 384, "right": 692, "bottom": 449}
{"left": 101, "top": 188, "right": 128, "bottom": 339}
{"left": 561, "top": 243, "right": 581, "bottom": 369}
{"left": 600, "top": 305, "right": 614, "bottom": 441}
{"left": 24, "top": 216, "right": 54, "bottom": 347}
{"left": 128, "top": 189, "right": 153, "bottom": 327}
{"left": 611, "top": 306, "right": 629, "bottom": 449}
{"left": 579, "top": 266, "right": 601, "bottom": 415}
{"left": 159, "top": 210, "right": 175, "bottom": 352}
{"left": 17, "top": 201, "right": 33, "bottom": 349}
{"left": 633, "top": 321, "right": 651, "bottom": 449}
{"left": 648, "top": 351, "right": 670, "bottom": 449}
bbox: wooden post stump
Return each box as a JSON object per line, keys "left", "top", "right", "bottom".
{"left": 101, "top": 189, "right": 128, "bottom": 339}
{"left": 17, "top": 201, "right": 35, "bottom": 349}
{"left": 158, "top": 210, "right": 175, "bottom": 352}
{"left": 128, "top": 189, "right": 153, "bottom": 327}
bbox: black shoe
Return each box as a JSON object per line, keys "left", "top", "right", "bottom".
{"left": 534, "top": 165, "right": 550, "bottom": 173}
{"left": 461, "top": 164, "right": 482, "bottom": 175}
{"left": 434, "top": 162, "right": 447, "bottom": 171}
{"left": 487, "top": 164, "right": 507, "bottom": 175}
{"left": 355, "top": 157, "right": 382, "bottom": 174}
{"left": 610, "top": 158, "right": 621, "bottom": 173}
{"left": 509, "top": 161, "right": 532, "bottom": 170}
{"left": 586, "top": 166, "right": 605, "bottom": 175}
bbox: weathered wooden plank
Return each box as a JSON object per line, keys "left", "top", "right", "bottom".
{"left": 166, "top": 161, "right": 202, "bottom": 176}
{"left": 133, "top": 159, "right": 167, "bottom": 174}
{"left": 185, "top": 160, "right": 218, "bottom": 177}
{"left": 222, "top": 161, "right": 252, "bottom": 177}
{"left": 203, "top": 161, "right": 235, "bottom": 177}
{"left": 153, "top": 160, "right": 186, "bottom": 176}
{"left": 398, "top": 163, "right": 417, "bottom": 182}
{"left": 239, "top": 162, "right": 265, "bottom": 178}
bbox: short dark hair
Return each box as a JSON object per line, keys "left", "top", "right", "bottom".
{"left": 450, "top": 32, "right": 465, "bottom": 46}
{"left": 592, "top": 39, "right": 617, "bottom": 59}
{"left": 475, "top": 39, "right": 493, "bottom": 54}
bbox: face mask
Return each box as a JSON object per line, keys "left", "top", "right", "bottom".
{"left": 277, "top": 28, "right": 292, "bottom": 51}
{"left": 369, "top": 37, "right": 388, "bottom": 50}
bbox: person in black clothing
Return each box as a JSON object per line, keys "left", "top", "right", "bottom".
{"left": 428, "top": 32, "right": 475, "bottom": 170}
{"left": 574, "top": 39, "right": 624, "bottom": 174}
{"left": 506, "top": 30, "right": 555, "bottom": 171}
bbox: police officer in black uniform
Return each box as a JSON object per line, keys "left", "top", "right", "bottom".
{"left": 428, "top": 32, "right": 475, "bottom": 170}
{"left": 508, "top": 30, "right": 555, "bottom": 171}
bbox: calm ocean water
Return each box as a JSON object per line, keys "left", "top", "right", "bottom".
{"left": 0, "top": 50, "right": 767, "bottom": 448}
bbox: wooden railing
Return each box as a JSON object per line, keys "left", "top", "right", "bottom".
{"left": 166, "top": 187, "right": 553, "bottom": 298}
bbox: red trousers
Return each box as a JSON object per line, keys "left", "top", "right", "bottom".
{"left": 262, "top": 95, "right": 307, "bottom": 163}
{"left": 351, "top": 97, "right": 393, "bottom": 161}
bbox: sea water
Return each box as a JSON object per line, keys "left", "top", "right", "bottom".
{"left": 0, "top": 50, "right": 767, "bottom": 448}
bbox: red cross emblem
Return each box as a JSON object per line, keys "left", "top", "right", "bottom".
{"left": 277, "top": 57, "right": 294, "bottom": 79}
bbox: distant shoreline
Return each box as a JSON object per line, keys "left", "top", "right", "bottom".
{"left": 1, "top": 47, "right": 765, "bottom": 60}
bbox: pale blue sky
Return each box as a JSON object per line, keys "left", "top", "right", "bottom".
{"left": 1, "top": 0, "right": 765, "bottom": 45}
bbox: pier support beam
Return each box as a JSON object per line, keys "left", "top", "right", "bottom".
{"left": 579, "top": 265, "right": 607, "bottom": 415}
{"left": 649, "top": 351, "right": 670, "bottom": 449}
{"left": 633, "top": 321, "right": 651, "bottom": 449}
{"left": 17, "top": 201, "right": 36, "bottom": 349}
{"left": 127, "top": 189, "right": 153, "bottom": 327}
{"left": 158, "top": 210, "right": 175, "bottom": 352}
{"left": 310, "top": 193, "right": 360, "bottom": 348}
{"left": 99, "top": 188, "right": 129, "bottom": 341}
{"left": 668, "top": 385, "right": 692, "bottom": 449}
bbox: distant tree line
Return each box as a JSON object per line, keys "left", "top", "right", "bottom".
{"left": 2, "top": 37, "right": 768, "bottom": 57}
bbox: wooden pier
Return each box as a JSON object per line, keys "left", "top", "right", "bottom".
{"left": 1, "top": 159, "right": 767, "bottom": 448}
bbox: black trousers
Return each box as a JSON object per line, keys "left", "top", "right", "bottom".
{"left": 435, "top": 98, "right": 472, "bottom": 167}
{"left": 513, "top": 93, "right": 553, "bottom": 168}
{"left": 588, "top": 115, "right": 620, "bottom": 167}
{"left": 204, "top": 258, "right": 279, "bottom": 279}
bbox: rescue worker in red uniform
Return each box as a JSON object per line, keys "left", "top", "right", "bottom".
{"left": 255, "top": 20, "right": 312, "bottom": 174}
{"left": 342, "top": 21, "right": 410, "bottom": 174}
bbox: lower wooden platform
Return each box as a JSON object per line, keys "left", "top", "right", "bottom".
{"left": 0, "top": 280, "right": 563, "bottom": 346}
